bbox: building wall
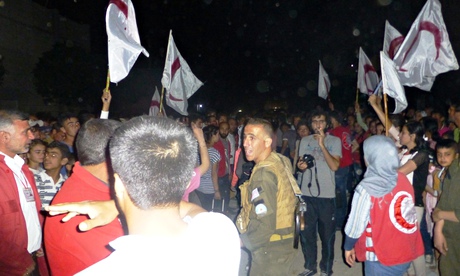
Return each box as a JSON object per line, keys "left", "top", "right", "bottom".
{"left": 0, "top": 0, "right": 90, "bottom": 114}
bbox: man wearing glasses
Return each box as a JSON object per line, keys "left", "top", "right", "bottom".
{"left": 296, "top": 110, "right": 341, "bottom": 276}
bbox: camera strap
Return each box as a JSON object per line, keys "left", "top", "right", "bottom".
{"left": 307, "top": 161, "right": 320, "bottom": 197}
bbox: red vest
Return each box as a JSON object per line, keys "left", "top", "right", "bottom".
{"left": 0, "top": 155, "right": 42, "bottom": 275}
{"left": 355, "top": 173, "right": 424, "bottom": 265}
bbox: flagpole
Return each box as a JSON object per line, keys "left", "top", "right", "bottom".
{"left": 355, "top": 88, "right": 359, "bottom": 104}
{"left": 159, "top": 86, "right": 165, "bottom": 115}
{"left": 383, "top": 93, "right": 389, "bottom": 137}
{"left": 159, "top": 30, "right": 173, "bottom": 115}
{"left": 105, "top": 69, "right": 110, "bottom": 91}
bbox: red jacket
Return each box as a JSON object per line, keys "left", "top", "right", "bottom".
{"left": 355, "top": 173, "right": 424, "bottom": 265}
{"left": 0, "top": 155, "right": 42, "bottom": 275}
{"left": 214, "top": 139, "right": 230, "bottom": 177}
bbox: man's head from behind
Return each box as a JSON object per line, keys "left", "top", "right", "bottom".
{"left": 110, "top": 116, "right": 197, "bottom": 210}
{"left": 76, "top": 119, "right": 121, "bottom": 166}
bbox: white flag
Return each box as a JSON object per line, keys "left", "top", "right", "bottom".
{"left": 149, "top": 86, "right": 161, "bottom": 116}
{"left": 318, "top": 60, "right": 330, "bottom": 100}
{"left": 106, "top": 0, "right": 149, "bottom": 83}
{"left": 380, "top": 52, "right": 407, "bottom": 114}
{"left": 383, "top": 20, "right": 405, "bottom": 60}
{"left": 357, "top": 48, "right": 380, "bottom": 95}
{"left": 161, "top": 31, "right": 203, "bottom": 116}
{"left": 393, "top": 0, "right": 458, "bottom": 91}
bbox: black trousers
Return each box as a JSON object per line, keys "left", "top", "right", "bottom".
{"left": 300, "top": 196, "right": 336, "bottom": 274}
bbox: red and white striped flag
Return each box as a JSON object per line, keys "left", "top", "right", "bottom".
{"left": 106, "top": 0, "right": 149, "bottom": 83}
{"left": 357, "top": 48, "right": 379, "bottom": 95}
{"left": 149, "top": 86, "right": 161, "bottom": 116}
{"left": 318, "top": 60, "right": 330, "bottom": 100}
{"left": 161, "top": 31, "right": 203, "bottom": 116}
{"left": 381, "top": 51, "right": 407, "bottom": 114}
{"left": 383, "top": 20, "right": 404, "bottom": 60}
{"left": 393, "top": 0, "right": 458, "bottom": 91}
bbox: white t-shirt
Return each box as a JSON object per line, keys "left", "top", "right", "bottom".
{"left": 77, "top": 212, "right": 241, "bottom": 275}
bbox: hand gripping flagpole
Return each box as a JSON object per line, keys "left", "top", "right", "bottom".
{"left": 160, "top": 30, "right": 173, "bottom": 115}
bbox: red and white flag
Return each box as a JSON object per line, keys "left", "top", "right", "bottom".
{"left": 357, "top": 48, "right": 380, "bottom": 95}
{"left": 393, "top": 0, "right": 458, "bottom": 91}
{"left": 161, "top": 31, "right": 203, "bottom": 116}
{"left": 106, "top": 0, "right": 149, "bottom": 83}
{"left": 318, "top": 60, "right": 330, "bottom": 100}
{"left": 149, "top": 86, "right": 161, "bottom": 116}
{"left": 383, "top": 20, "right": 405, "bottom": 60}
{"left": 380, "top": 51, "right": 407, "bottom": 114}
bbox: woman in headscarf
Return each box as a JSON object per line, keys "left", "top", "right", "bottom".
{"left": 343, "top": 135, "right": 424, "bottom": 275}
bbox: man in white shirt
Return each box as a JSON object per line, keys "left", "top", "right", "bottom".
{"left": 77, "top": 116, "right": 240, "bottom": 275}
{"left": 0, "top": 110, "right": 42, "bottom": 275}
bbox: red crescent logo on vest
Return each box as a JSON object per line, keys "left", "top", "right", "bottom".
{"left": 389, "top": 191, "right": 417, "bottom": 234}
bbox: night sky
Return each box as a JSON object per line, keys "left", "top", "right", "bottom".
{"left": 33, "top": 0, "right": 460, "bottom": 116}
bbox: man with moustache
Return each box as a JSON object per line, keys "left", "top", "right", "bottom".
{"left": 237, "top": 118, "right": 298, "bottom": 275}
{"left": 297, "top": 110, "right": 341, "bottom": 276}
{"left": 0, "top": 110, "right": 42, "bottom": 275}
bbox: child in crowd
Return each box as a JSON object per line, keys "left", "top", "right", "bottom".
{"left": 27, "top": 139, "right": 47, "bottom": 175}
{"left": 433, "top": 139, "right": 460, "bottom": 275}
{"left": 35, "top": 141, "right": 69, "bottom": 208}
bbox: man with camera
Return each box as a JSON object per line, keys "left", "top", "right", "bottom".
{"left": 237, "top": 118, "right": 298, "bottom": 275}
{"left": 297, "top": 110, "right": 341, "bottom": 276}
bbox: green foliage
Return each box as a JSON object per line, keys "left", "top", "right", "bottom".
{"left": 34, "top": 43, "right": 106, "bottom": 109}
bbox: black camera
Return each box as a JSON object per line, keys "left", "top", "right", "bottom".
{"left": 302, "top": 154, "right": 315, "bottom": 168}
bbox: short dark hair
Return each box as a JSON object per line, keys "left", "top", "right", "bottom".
{"left": 57, "top": 112, "right": 78, "bottom": 127}
{"left": 0, "top": 110, "right": 29, "bottom": 132}
{"left": 76, "top": 119, "right": 121, "bottom": 166}
{"left": 329, "top": 111, "right": 342, "bottom": 125}
{"left": 308, "top": 110, "right": 330, "bottom": 130}
{"left": 110, "top": 116, "right": 197, "bottom": 209}
{"left": 246, "top": 118, "right": 273, "bottom": 137}
{"left": 30, "top": 139, "right": 47, "bottom": 149}
{"left": 436, "top": 139, "right": 458, "bottom": 153}
{"left": 47, "top": 141, "right": 71, "bottom": 160}
{"left": 203, "top": 125, "right": 218, "bottom": 144}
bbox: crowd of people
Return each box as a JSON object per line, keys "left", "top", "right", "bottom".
{"left": 0, "top": 88, "right": 460, "bottom": 276}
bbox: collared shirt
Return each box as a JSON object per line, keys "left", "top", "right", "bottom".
{"left": 35, "top": 172, "right": 66, "bottom": 208}
{"left": 0, "top": 152, "right": 41, "bottom": 253}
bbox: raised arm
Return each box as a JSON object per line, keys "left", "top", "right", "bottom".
{"left": 192, "top": 123, "right": 210, "bottom": 175}
{"left": 100, "top": 88, "right": 112, "bottom": 119}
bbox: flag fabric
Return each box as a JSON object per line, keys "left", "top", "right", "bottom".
{"left": 393, "top": 0, "right": 459, "bottom": 91}
{"left": 383, "top": 20, "right": 405, "bottom": 60}
{"left": 380, "top": 51, "right": 408, "bottom": 114}
{"left": 161, "top": 31, "right": 203, "bottom": 116}
{"left": 318, "top": 60, "right": 330, "bottom": 100}
{"left": 106, "top": 0, "right": 149, "bottom": 83}
{"left": 149, "top": 86, "right": 161, "bottom": 116}
{"left": 357, "top": 48, "right": 380, "bottom": 95}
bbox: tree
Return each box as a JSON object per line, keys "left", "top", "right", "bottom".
{"left": 34, "top": 43, "right": 106, "bottom": 110}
